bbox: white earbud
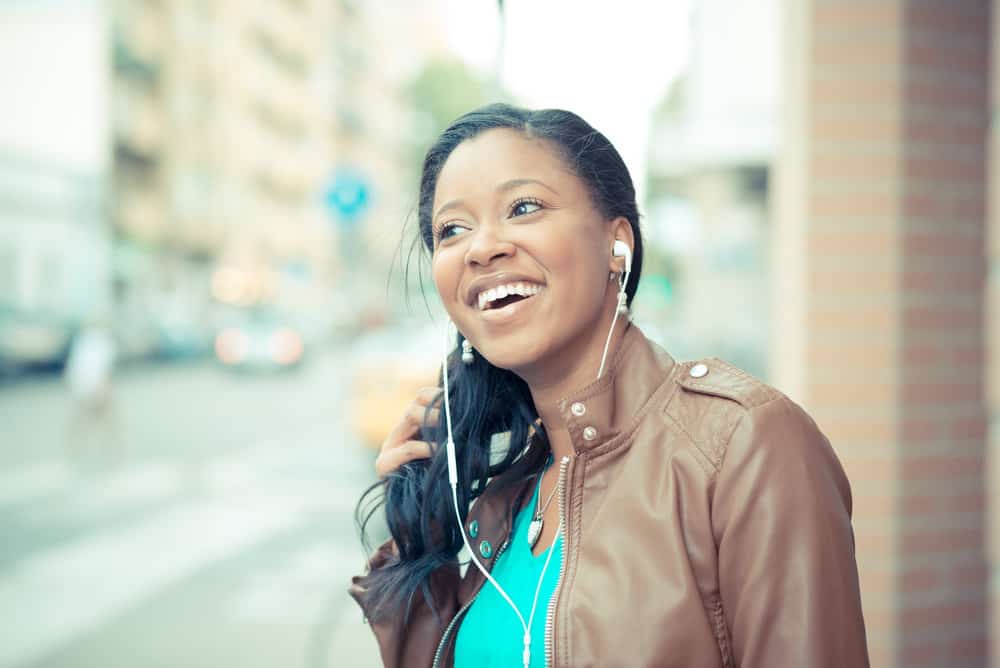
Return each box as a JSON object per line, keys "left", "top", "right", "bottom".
{"left": 612, "top": 239, "right": 632, "bottom": 274}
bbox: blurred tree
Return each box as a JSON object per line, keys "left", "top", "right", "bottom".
{"left": 638, "top": 245, "right": 682, "bottom": 302}
{"left": 403, "top": 57, "right": 497, "bottom": 182}
{"left": 392, "top": 57, "right": 500, "bottom": 316}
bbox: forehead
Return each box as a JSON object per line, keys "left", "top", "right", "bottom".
{"left": 433, "top": 128, "right": 577, "bottom": 203}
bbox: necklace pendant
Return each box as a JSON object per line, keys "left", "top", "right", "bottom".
{"left": 527, "top": 517, "right": 543, "bottom": 549}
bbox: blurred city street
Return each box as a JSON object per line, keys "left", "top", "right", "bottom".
{"left": 0, "top": 346, "right": 382, "bottom": 668}
{"left": 1, "top": 0, "right": 995, "bottom": 664}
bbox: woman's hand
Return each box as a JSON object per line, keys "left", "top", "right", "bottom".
{"left": 374, "top": 387, "right": 441, "bottom": 479}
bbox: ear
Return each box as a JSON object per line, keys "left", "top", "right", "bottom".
{"left": 607, "top": 216, "right": 635, "bottom": 274}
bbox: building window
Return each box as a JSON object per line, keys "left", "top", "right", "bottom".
{"left": 252, "top": 100, "right": 305, "bottom": 141}
{"left": 251, "top": 28, "right": 306, "bottom": 79}
{"left": 173, "top": 168, "right": 215, "bottom": 217}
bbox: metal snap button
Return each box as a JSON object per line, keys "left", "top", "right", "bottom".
{"left": 479, "top": 540, "right": 493, "bottom": 559}
{"left": 570, "top": 402, "right": 586, "bottom": 416}
{"left": 583, "top": 426, "right": 598, "bottom": 441}
{"left": 468, "top": 520, "right": 479, "bottom": 538}
{"left": 689, "top": 363, "right": 709, "bottom": 378}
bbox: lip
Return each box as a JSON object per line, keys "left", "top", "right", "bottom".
{"left": 464, "top": 272, "right": 546, "bottom": 308}
{"left": 478, "top": 290, "right": 540, "bottom": 323}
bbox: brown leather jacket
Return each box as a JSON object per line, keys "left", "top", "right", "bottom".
{"left": 350, "top": 324, "right": 870, "bottom": 667}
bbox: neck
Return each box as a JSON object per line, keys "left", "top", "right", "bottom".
{"left": 522, "top": 305, "right": 630, "bottom": 461}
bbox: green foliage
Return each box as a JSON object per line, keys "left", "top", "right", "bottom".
{"left": 634, "top": 244, "right": 682, "bottom": 310}
{"left": 403, "top": 57, "right": 497, "bottom": 182}
{"left": 642, "top": 244, "right": 682, "bottom": 285}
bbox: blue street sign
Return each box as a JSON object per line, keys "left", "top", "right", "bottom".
{"left": 324, "top": 167, "right": 372, "bottom": 228}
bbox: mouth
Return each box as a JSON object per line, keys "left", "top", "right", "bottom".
{"left": 475, "top": 282, "right": 543, "bottom": 312}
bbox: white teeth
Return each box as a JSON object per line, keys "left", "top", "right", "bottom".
{"left": 476, "top": 282, "right": 543, "bottom": 310}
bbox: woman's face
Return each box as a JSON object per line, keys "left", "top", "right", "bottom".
{"left": 430, "top": 128, "right": 621, "bottom": 373}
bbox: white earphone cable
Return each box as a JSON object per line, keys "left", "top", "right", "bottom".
{"left": 597, "top": 266, "right": 630, "bottom": 379}
{"left": 443, "top": 321, "right": 559, "bottom": 667}
{"left": 440, "top": 247, "right": 625, "bottom": 663}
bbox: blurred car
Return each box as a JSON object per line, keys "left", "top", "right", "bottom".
{"left": 157, "top": 324, "right": 211, "bottom": 360}
{"left": 150, "top": 298, "right": 213, "bottom": 361}
{"left": 214, "top": 307, "right": 305, "bottom": 372}
{"left": 0, "top": 307, "right": 74, "bottom": 377}
{"left": 154, "top": 316, "right": 213, "bottom": 361}
{"left": 351, "top": 324, "right": 441, "bottom": 450}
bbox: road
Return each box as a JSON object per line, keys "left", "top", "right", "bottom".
{"left": 0, "top": 346, "right": 386, "bottom": 668}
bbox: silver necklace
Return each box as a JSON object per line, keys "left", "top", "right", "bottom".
{"left": 527, "top": 458, "right": 559, "bottom": 549}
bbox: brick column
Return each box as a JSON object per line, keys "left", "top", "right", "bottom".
{"left": 774, "top": 1, "right": 990, "bottom": 666}
{"left": 989, "top": 2, "right": 1000, "bottom": 666}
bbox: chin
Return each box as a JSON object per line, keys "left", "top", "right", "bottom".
{"left": 472, "top": 337, "right": 544, "bottom": 372}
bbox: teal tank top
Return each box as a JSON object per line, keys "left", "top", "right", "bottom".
{"left": 454, "top": 461, "right": 563, "bottom": 667}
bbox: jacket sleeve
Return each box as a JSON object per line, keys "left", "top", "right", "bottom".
{"left": 348, "top": 537, "right": 462, "bottom": 668}
{"left": 711, "top": 395, "right": 870, "bottom": 667}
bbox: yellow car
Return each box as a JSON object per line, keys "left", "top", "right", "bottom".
{"left": 351, "top": 326, "right": 441, "bottom": 450}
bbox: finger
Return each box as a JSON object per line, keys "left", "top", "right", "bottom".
{"left": 422, "top": 407, "right": 441, "bottom": 428}
{"left": 414, "top": 386, "right": 441, "bottom": 407}
{"left": 402, "top": 402, "right": 440, "bottom": 433}
{"left": 383, "top": 394, "right": 443, "bottom": 451}
{"left": 375, "top": 440, "right": 434, "bottom": 478}
{"left": 383, "top": 404, "right": 430, "bottom": 447}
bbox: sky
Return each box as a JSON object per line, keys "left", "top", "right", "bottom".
{"left": 0, "top": 0, "right": 110, "bottom": 171}
{"left": 442, "top": 0, "right": 692, "bottom": 203}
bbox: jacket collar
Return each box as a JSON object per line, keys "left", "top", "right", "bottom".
{"left": 557, "top": 321, "right": 678, "bottom": 454}
{"left": 462, "top": 323, "right": 679, "bottom": 573}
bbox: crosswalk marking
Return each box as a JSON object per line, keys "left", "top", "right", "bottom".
{"left": 23, "top": 462, "right": 183, "bottom": 526}
{"left": 0, "top": 440, "right": 307, "bottom": 514}
{"left": 0, "top": 461, "right": 75, "bottom": 510}
{"left": 0, "top": 439, "right": 370, "bottom": 668}
{"left": 0, "top": 492, "right": 308, "bottom": 668}
{"left": 1, "top": 439, "right": 361, "bottom": 540}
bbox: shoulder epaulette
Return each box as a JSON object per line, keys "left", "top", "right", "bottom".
{"left": 676, "top": 357, "right": 780, "bottom": 410}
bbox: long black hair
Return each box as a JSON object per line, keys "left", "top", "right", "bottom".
{"left": 354, "top": 103, "right": 644, "bottom": 625}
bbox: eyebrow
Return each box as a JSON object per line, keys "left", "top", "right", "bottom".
{"left": 433, "top": 178, "right": 559, "bottom": 221}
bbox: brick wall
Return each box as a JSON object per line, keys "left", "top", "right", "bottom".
{"left": 774, "top": 1, "right": 990, "bottom": 666}
{"left": 989, "top": 2, "right": 1000, "bottom": 665}
{"left": 900, "top": 3, "right": 990, "bottom": 665}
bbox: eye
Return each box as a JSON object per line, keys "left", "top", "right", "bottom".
{"left": 435, "top": 222, "right": 467, "bottom": 243}
{"left": 510, "top": 197, "right": 543, "bottom": 218}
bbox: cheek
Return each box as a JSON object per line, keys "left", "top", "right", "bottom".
{"left": 431, "top": 252, "right": 462, "bottom": 311}
{"left": 550, "top": 243, "right": 609, "bottom": 306}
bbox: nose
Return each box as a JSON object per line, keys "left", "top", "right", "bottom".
{"left": 464, "top": 224, "right": 515, "bottom": 267}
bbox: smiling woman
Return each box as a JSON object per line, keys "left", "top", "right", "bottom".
{"left": 350, "top": 104, "right": 869, "bottom": 668}
{"left": 428, "top": 126, "right": 637, "bottom": 376}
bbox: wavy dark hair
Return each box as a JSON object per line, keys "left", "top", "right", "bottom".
{"left": 354, "top": 102, "right": 644, "bottom": 625}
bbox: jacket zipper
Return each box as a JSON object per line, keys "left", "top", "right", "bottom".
{"left": 430, "top": 536, "right": 511, "bottom": 668}
{"left": 544, "top": 455, "right": 572, "bottom": 668}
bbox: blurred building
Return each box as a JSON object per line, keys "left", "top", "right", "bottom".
{"left": 0, "top": 0, "right": 468, "bottom": 370}
{"left": 645, "top": 0, "right": 779, "bottom": 379}
{"left": 110, "top": 0, "right": 338, "bottom": 358}
{"left": 651, "top": 0, "right": 995, "bottom": 666}
{"left": 325, "top": 0, "right": 453, "bottom": 326}
{"left": 774, "top": 1, "right": 990, "bottom": 667}
{"left": 0, "top": 1, "right": 113, "bottom": 373}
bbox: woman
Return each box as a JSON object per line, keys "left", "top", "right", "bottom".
{"left": 350, "top": 103, "right": 869, "bottom": 668}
